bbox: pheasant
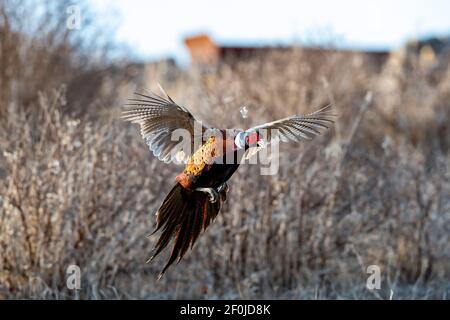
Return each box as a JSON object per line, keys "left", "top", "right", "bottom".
{"left": 122, "top": 87, "right": 335, "bottom": 278}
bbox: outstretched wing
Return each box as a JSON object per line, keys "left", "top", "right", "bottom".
{"left": 248, "top": 104, "right": 336, "bottom": 145}
{"left": 121, "top": 87, "right": 211, "bottom": 164}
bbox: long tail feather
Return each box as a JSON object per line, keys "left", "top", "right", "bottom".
{"left": 149, "top": 183, "right": 227, "bottom": 279}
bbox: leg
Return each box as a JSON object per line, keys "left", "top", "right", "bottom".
{"left": 217, "top": 182, "right": 229, "bottom": 194}
{"left": 217, "top": 182, "right": 229, "bottom": 202}
{"left": 195, "top": 187, "right": 219, "bottom": 203}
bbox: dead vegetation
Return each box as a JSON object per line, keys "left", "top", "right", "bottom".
{"left": 0, "top": 1, "right": 449, "bottom": 299}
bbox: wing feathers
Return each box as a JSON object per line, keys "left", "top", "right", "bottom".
{"left": 122, "top": 88, "right": 210, "bottom": 164}
{"left": 247, "top": 104, "right": 336, "bottom": 146}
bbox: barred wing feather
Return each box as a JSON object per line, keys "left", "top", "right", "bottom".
{"left": 121, "top": 89, "right": 211, "bottom": 164}
{"left": 248, "top": 104, "right": 336, "bottom": 145}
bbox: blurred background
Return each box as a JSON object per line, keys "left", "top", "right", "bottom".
{"left": 0, "top": 0, "right": 449, "bottom": 299}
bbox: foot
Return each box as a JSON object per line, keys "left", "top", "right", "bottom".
{"left": 195, "top": 187, "right": 219, "bottom": 203}
{"left": 217, "top": 182, "right": 229, "bottom": 202}
{"left": 217, "top": 182, "right": 229, "bottom": 194}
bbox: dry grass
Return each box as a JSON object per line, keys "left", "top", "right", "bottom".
{"left": 0, "top": 2, "right": 449, "bottom": 300}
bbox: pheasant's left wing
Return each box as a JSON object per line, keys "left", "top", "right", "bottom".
{"left": 247, "top": 104, "right": 336, "bottom": 146}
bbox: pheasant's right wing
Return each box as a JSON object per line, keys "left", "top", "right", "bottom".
{"left": 122, "top": 88, "right": 212, "bottom": 164}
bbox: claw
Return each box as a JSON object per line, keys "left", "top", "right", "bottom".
{"left": 218, "top": 183, "right": 229, "bottom": 202}
{"left": 217, "top": 182, "right": 229, "bottom": 193}
{"left": 195, "top": 187, "right": 219, "bottom": 203}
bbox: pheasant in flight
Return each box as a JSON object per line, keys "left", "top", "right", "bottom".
{"left": 122, "top": 87, "right": 335, "bottom": 278}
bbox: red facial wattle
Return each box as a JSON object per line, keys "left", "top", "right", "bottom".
{"left": 246, "top": 132, "right": 260, "bottom": 146}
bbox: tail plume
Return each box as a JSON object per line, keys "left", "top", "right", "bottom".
{"left": 149, "top": 183, "right": 226, "bottom": 279}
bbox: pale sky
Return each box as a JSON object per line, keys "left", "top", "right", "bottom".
{"left": 92, "top": 0, "right": 450, "bottom": 64}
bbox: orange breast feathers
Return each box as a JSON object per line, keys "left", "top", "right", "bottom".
{"left": 176, "top": 136, "right": 223, "bottom": 189}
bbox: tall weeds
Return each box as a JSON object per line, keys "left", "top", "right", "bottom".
{"left": 0, "top": 2, "right": 449, "bottom": 299}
